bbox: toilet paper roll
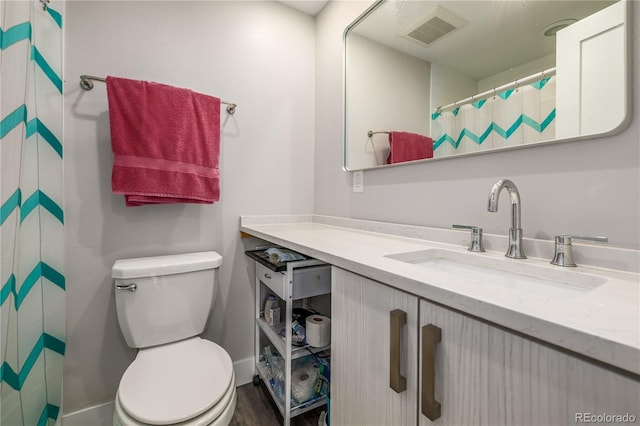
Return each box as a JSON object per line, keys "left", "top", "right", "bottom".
{"left": 291, "top": 365, "right": 319, "bottom": 403}
{"left": 306, "top": 314, "right": 331, "bottom": 347}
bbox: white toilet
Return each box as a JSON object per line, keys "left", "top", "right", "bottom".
{"left": 112, "top": 251, "right": 236, "bottom": 426}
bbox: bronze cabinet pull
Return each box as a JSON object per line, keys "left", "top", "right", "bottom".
{"left": 421, "top": 324, "right": 442, "bottom": 420}
{"left": 389, "top": 309, "right": 407, "bottom": 393}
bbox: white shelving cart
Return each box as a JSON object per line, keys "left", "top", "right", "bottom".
{"left": 247, "top": 249, "right": 331, "bottom": 426}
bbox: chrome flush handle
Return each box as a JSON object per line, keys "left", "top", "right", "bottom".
{"left": 115, "top": 283, "right": 137, "bottom": 292}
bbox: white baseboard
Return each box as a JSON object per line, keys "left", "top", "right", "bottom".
{"left": 61, "top": 356, "right": 254, "bottom": 425}
{"left": 62, "top": 401, "right": 114, "bottom": 426}
{"left": 234, "top": 355, "right": 256, "bottom": 386}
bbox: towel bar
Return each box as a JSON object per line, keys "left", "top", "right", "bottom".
{"left": 368, "top": 130, "right": 390, "bottom": 137}
{"left": 79, "top": 75, "right": 237, "bottom": 114}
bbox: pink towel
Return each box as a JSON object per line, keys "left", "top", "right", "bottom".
{"left": 106, "top": 77, "right": 221, "bottom": 206}
{"left": 386, "top": 131, "right": 433, "bottom": 164}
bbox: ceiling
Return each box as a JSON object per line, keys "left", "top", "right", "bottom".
{"left": 278, "top": 0, "right": 330, "bottom": 16}
{"left": 350, "top": 0, "right": 616, "bottom": 81}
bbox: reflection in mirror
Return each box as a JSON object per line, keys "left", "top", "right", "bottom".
{"left": 344, "top": 0, "right": 629, "bottom": 171}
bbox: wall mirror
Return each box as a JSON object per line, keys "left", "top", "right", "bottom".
{"left": 344, "top": 0, "right": 630, "bottom": 171}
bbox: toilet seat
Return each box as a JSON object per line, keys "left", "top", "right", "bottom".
{"left": 115, "top": 338, "right": 235, "bottom": 425}
{"left": 113, "top": 376, "right": 236, "bottom": 426}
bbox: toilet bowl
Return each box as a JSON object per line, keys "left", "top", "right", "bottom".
{"left": 113, "top": 338, "right": 236, "bottom": 426}
{"left": 112, "top": 252, "right": 235, "bottom": 426}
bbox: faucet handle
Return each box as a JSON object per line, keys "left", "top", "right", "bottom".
{"left": 551, "top": 234, "right": 608, "bottom": 267}
{"left": 565, "top": 235, "right": 608, "bottom": 243}
{"left": 452, "top": 225, "right": 486, "bottom": 252}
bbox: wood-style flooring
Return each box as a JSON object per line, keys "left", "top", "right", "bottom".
{"left": 230, "top": 382, "right": 325, "bottom": 426}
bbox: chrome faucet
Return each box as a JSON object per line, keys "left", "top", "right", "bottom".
{"left": 487, "top": 179, "right": 526, "bottom": 259}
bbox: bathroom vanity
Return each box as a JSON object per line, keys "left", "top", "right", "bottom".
{"left": 240, "top": 215, "right": 640, "bottom": 425}
{"left": 332, "top": 268, "right": 637, "bottom": 425}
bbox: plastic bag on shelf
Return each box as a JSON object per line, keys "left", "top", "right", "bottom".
{"left": 313, "top": 355, "right": 330, "bottom": 399}
{"left": 278, "top": 319, "right": 306, "bottom": 345}
{"left": 291, "top": 358, "right": 319, "bottom": 404}
{"left": 263, "top": 346, "right": 285, "bottom": 401}
{"left": 263, "top": 347, "right": 331, "bottom": 408}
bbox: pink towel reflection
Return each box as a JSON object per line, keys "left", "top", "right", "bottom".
{"left": 386, "top": 131, "right": 433, "bottom": 164}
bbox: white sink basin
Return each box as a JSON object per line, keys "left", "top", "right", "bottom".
{"left": 384, "top": 249, "right": 606, "bottom": 299}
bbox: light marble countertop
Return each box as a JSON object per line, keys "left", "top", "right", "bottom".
{"left": 240, "top": 215, "right": 640, "bottom": 376}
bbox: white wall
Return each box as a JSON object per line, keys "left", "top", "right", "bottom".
{"left": 346, "top": 34, "right": 431, "bottom": 169}
{"left": 477, "top": 53, "right": 555, "bottom": 92}
{"left": 315, "top": 1, "right": 639, "bottom": 249}
{"left": 63, "top": 1, "right": 315, "bottom": 413}
{"left": 430, "top": 63, "right": 477, "bottom": 112}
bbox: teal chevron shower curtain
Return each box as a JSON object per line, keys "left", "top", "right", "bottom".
{"left": 431, "top": 76, "right": 556, "bottom": 157}
{"left": 1, "top": 1, "right": 65, "bottom": 425}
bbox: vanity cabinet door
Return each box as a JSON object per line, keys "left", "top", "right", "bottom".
{"left": 331, "top": 267, "right": 419, "bottom": 426}
{"left": 419, "top": 299, "right": 640, "bottom": 426}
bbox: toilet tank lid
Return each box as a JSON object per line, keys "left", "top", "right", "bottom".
{"left": 112, "top": 251, "right": 222, "bottom": 279}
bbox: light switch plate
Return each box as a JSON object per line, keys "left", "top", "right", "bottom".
{"left": 353, "top": 171, "right": 363, "bottom": 192}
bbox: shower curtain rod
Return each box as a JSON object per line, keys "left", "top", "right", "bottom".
{"left": 435, "top": 67, "right": 556, "bottom": 114}
{"left": 79, "top": 75, "right": 237, "bottom": 114}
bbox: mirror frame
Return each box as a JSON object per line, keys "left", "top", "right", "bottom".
{"left": 343, "top": 0, "right": 632, "bottom": 171}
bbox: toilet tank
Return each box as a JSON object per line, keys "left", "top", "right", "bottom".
{"left": 113, "top": 251, "right": 222, "bottom": 349}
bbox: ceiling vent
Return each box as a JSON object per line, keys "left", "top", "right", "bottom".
{"left": 401, "top": 6, "right": 467, "bottom": 47}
